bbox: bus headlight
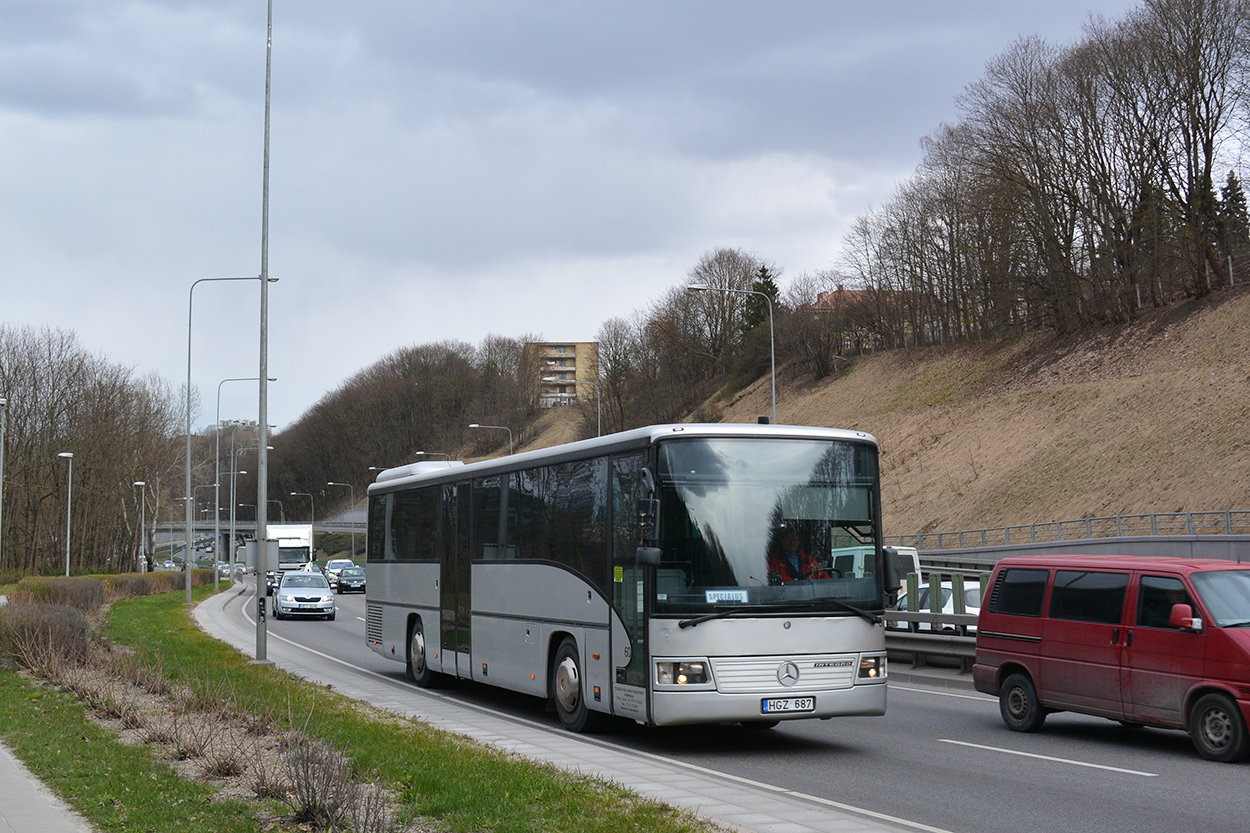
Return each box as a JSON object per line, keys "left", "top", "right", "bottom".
{"left": 858, "top": 656, "right": 886, "bottom": 680}
{"left": 656, "top": 660, "right": 708, "bottom": 686}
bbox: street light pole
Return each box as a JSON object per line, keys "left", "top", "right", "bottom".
{"left": 58, "top": 452, "right": 73, "bottom": 577}
{"left": 688, "top": 284, "right": 776, "bottom": 424}
{"left": 215, "top": 377, "right": 266, "bottom": 591}
{"left": 468, "top": 423, "right": 514, "bottom": 454}
{"left": 326, "top": 481, "right": 356, "bottom": 559}
{"left": 133, "top": 481, "right": 147, "bottom": 573}
{"left": 0, "top": 397, "right": 7, "bottom": 571}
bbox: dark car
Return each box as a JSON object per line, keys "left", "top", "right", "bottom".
{"left": 336, "top": 566, "right": 366, "bottom": 594}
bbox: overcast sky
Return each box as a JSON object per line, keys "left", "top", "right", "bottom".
{"left": 2, "top": 1, "right": 1143, "bottom": 430}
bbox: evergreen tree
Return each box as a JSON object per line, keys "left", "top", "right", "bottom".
{"left": 743, "top": 265, "right": 780, "bottom": 335}
{"left": 1220, "top": 170, "right": 1250, "bottom": 255}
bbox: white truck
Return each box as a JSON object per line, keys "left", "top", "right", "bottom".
{"left": 265, "top": 523, "right": 315, "bottom": 595}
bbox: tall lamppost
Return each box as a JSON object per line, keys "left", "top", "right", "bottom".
{"left": 688, "top": 283, "right": 776, "bottom": 424}
{"left": 57, "top": 452, "right": 73, "bottom": 577}
{"left": 468, "top": 423, "right": 514, "bottom": 455}
{"left": 0, "top": 397, "right": 7, "bottom": 570}
{"left": 186, "top": 276, "right": 266, "bottom": 605}
{"left": 291, "top": 491, "right": 314, "bottom": 560}
{"left": 133, "top": 481, "right": 147, "bottom": 573}
{"left": 326, "top": 481, "right": 355, "bottom": 559}
{"left": 542, "top": 377, "right": 601, "bottom": 436}
{"left": 215, "top": 376, "right": 268, "bottom": 590}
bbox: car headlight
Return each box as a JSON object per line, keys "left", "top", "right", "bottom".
{"left": 858, "top": 655, "right": 886, "bottom": 680}
{"left": 655, "top": 660, "right": 709, "bottom": 685}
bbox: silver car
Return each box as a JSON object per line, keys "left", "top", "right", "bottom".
{"left": 271, "top": 571, "right": 336, "bottom": 621}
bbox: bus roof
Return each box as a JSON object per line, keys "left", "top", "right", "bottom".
{"left": 368, "top": 422, "right": 878, "bottom": 494}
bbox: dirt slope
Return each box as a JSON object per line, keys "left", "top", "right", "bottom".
{"left": 711, "top": 288, "right": 1250, "bottom": 537}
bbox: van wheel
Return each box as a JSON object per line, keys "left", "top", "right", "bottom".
{"left": 999, "top": 673, "right": 1047, "bottom": 732}
{"left": 1190, "top": 693, "right": 1250, "bottom": 762}
{"left": 552, "top": 637, "right": 599, "bottom": 733}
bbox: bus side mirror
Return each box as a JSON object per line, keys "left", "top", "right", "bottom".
{"left": 636, "top": 547, "right": 662, "bottom": 566}
{"left": 1169, "top": 603, "right": 1202, "bottom": 632}
{"left": 637, "top": 498, "right": 660, "bottom": 545}
{"left": 881, "top": 546, "right": 903, "bottom": 595}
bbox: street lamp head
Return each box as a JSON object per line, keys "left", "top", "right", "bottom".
{"left": 133, "top": 481, "right": 145, "bottom": 487}
{"left": 688, "top": 284, "right": 708, "bottom": 292}
{"left": 468, "top": 423, "right": 480, "bottom": 429}
{"left": 58, "top": 452, "right": 73, "bottom": 459}
{"left": 541, "top": 376, "right": 559, "bottom": 383}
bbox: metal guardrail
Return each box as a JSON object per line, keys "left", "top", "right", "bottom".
{"left": 887, "top": 510, "right": 1250, "bottom": 550}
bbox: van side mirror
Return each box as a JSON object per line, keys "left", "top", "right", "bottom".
{"left": 1169, "top": 603, "right": 1202, "bottom": 632}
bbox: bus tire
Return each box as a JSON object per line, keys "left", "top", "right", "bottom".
{"left": 406, "top": 619, "right": 438, "bottom": 688}
{"left": 552, "top": 637, "right": 598, "bottom": 733}
{"left": 999, "top": 673, "right": 1046, "bottom": 733}
{"left": 1190, "top": 692, "right": 1250, "bottom": 762}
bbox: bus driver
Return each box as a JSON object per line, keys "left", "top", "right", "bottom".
{"left": 767, "top": 527, "right": 830, "bottom": 583}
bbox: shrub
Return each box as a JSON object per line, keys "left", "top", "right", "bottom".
{"left": 10, "top": 576, "right": 107, "bottom": 611}
{"left": 0, "top": 602, "right": 96, "bottom": 674}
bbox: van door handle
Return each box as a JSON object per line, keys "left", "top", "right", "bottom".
{"left": 1112, "top": 628, "right": 1119, "bottom": 644}
{"left": 1126, "top": 630, "right": 1133, "bottom": 647}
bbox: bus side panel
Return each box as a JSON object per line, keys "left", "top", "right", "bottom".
{"left": 471, "top": 563, "right": 611, "bottom": 709}
{"left": 367, "top": 562, "right": 441, "bottom": 665}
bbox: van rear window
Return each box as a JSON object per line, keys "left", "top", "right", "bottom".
{"left": 988, "top": 568, "right": 1049, "bottom": 616}
{"left": 1049, "top": 570, "right": 1128, "bottom": 624}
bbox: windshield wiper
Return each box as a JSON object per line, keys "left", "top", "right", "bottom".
{"left": 678, "top": 598, "right": 881, "bottom": 629}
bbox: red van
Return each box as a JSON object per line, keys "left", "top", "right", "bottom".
{"left": 973, "top": 555, "right": 1250, "bottom": 762}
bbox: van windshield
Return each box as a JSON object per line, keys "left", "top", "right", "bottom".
{"left": 1191, "top": 569, "right": 1250, "bottom": 627}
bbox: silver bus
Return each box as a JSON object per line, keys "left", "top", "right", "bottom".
{"left": 365, "top": 423, "right": 896, "bottom": 731}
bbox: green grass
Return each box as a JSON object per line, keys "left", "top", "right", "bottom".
{"left": 0, "top": 670, "right": 261, "bottom": 833}
{"left": 93, "top": 587, "right": 717, "bottom": 833}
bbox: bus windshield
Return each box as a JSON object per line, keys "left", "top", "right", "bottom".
{"left": 655, "top": 437, "right": 882, "bottom": 615}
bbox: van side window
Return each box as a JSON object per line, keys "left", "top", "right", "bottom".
{"left": 1049, "top": 570, "right": 1128, "bottom": 624}
{"left": 1137, "top": 575, "right": 1192, "bottom": 629}
{"left": 988, "top": 568, "right": 1049, "bottom": 616}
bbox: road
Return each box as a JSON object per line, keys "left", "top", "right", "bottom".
{"left": 204, "top": 579, "right": 1250, "bottom": 833}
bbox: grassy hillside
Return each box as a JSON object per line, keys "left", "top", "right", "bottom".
{"left": 520, "top": 286, "right": 1250, "bottom": 538}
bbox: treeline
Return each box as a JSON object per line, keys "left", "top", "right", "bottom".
{"left": 0, "top": 325, "right": 183, "bottom": 579}
{"left": 255, "top": 334, "right": 545, "bottom": 525}
{"left": 842, "top": 0, "right": 1250, "bottom": 343}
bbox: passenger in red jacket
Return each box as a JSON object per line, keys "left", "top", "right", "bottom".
{"left": 767, "top": 528, "right": 830, "bottom": 582}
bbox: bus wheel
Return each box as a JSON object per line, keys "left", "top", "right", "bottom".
{"left": 407, "top": 619, "right": 434, "bottom": 687}
{"left": 552, "top": 637, "right": 596, "bottom": 732}
{"left": 999, "top": 673, "right": 1047, "bottom": 733}
{"left": 1190, "top": 693, "right": 1250, "bottom": 762}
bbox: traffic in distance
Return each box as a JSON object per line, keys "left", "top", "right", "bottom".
{"left": 364, "top": 423, "right": 904, "bottom": 732}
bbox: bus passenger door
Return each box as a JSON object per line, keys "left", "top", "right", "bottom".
{"left": 440, "top": 482, "right": 472, "bottom": 679}
{"left": 611, "top": 455, "right": 650, "bottom": 723}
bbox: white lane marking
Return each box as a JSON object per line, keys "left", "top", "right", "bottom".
{"left": 890, "top": 684, "right": 996, "bottom": 703}
{"left": 226, "top": 589, "right": 957, "bottom": 833}
{"left": 356, "top": 617, "right": 366, "bottom": 622}
{"left": 939, "top": 739, "right": 1158, "bottom": 777}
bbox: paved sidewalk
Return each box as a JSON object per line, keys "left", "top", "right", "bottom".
{"left": 0, "top": 741, "right": 96, "bottom": 833}
{"left": 195, "top": 582, "right": 955, "bottom": 833}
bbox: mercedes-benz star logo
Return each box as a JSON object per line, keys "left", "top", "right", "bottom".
{"left": 777, "top": 661, "right": 800, "bottom": 687}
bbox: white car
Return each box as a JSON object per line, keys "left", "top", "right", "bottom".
{"left": 324, "top": 558, "right": 356, "bottom": 586}
{"left": 271, "top": 571, "right": 336, "bottom": 621}
{"left": 892, "top": 581, "right": 981, "bottom": 632}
